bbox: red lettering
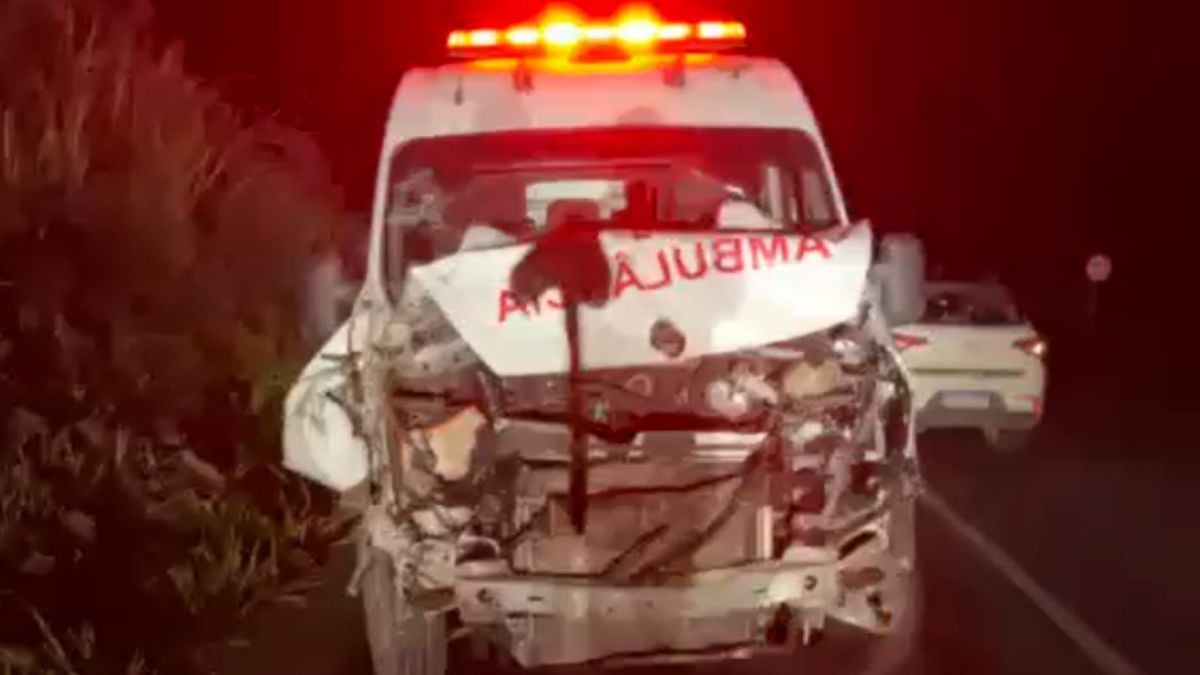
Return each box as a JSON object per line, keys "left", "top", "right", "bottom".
{"left": 712, "top": 237, "right": 745, "bottom": 273}
{"left": 749, "top": 236, "right": 791, "bottom": 270}
{"left": 500, "top": 235, "right": 834, "bottom": 320}
{"left": 796, "top": 235, "right": 833, "bottom": 261}
{"left": 611, "top": 254, "right": 647, "bottom": 299}
{"left": 672, "top": 243, "right": 708, "bottom": 280}
{"left": 640, "top": 251, "right": 674, "bottom": 291}
{"left": 498, "top": 289, "right": 530, "bottom": 323}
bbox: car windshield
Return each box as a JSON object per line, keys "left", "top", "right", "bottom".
{"left": 383, "top": 126, "right": 838, "bottom": 269}
{"left": 921, "top": 282, "right": 1022, "bottom": 325}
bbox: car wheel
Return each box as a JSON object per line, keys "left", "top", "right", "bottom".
{"left": 361, "top": 546, "right": 448, "bottom": 675}
{"left": 984, "top": 428, "right": 1031, "bottom": 453}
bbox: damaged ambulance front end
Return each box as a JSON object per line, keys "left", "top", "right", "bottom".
{"left": 283, "top": 124, "right": 921, "bottom": 672}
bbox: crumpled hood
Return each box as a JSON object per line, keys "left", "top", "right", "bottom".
{"left": 410, "top": 223, "right": 873, "bottom": 377}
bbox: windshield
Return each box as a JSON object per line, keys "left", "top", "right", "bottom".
{"left": 383, "top": 127, "right": 839, "bottom": 272}
{"left": 921, "top": 282, "right": 1022, "bottom": 325}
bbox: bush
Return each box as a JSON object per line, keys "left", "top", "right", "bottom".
{"left": 0, "top": 0, "right": 343, "bottom": 430}
{"left": 0, "top": 0, "right": 353, "bottom": 671}
{"left": 0, "top": 412, "right": 355, "bottom": 674}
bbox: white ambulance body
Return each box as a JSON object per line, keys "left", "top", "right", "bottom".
{"left": 283, "top": 10, "right": 923, "bottom": 674}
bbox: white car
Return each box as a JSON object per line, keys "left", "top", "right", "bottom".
{"left": 282, "top": 8, "right": 924, "bottom": 674}
{"left": 892, "top": 281, "right": 1047, "bottom": 451}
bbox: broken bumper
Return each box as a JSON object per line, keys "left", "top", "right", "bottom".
{"left": 454, "top": 558, "right": 840, "bottom": 667}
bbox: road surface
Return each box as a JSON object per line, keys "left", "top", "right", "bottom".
{"left": 200, "top": 424, "right": 1179, "bottom": 675}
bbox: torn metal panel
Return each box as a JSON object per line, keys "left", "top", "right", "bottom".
{"left": 510, "top": 468, "right": 758, "bottom": 577}
{"left": 410, "top": 227, "right": 873, "bottom": 377}
{"left": 282, "top": 318, "right": 372, "bottom": 491}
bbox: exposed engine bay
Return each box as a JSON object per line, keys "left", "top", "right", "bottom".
{"left": 299, "top": 260, "right": 921, "bottom": 668}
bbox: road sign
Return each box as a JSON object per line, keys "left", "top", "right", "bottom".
{"left": 1085, "top": 254, "right": 1112, "bottom": 283}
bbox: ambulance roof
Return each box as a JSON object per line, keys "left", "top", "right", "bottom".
{"left": 381, "top": 55, "right": 822, "bottom": 152}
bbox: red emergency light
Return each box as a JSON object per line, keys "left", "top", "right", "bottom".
{"left": 447, "top": 12, "right": 746, "bottom": 60}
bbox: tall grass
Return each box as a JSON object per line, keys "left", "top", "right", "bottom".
{"left": 0, "top": 0, "right": 353, "bottom": 671}
{"left": 0, "top": 0, "right": 342, "bottom": 423}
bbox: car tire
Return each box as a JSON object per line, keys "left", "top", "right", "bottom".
{"left": 985, "top": 428, "right": 1031, "bottom": 453}
{"left": 362, "top": 546, "right": 448, "bottom": 675}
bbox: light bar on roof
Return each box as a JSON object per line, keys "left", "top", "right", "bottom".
{"left": 446, "top": 17, "right": 747, "bottom": 59}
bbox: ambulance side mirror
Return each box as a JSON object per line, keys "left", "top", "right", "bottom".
{"left": 873, "top": 232, "right": 926, "bottom": 327}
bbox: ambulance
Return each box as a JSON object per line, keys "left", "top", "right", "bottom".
{"left": 282, "top": 6, "right": 925, "bottom": 673}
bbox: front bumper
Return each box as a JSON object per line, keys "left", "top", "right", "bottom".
{"left": 454, "top": 557, "right": 841, "bottom": 667}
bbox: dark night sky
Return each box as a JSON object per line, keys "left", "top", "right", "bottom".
{"left": 150, "top": 0, "right": 1193, "bottom": 385}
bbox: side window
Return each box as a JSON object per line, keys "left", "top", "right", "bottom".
{"left": 786, "top": 133, "right": 838, "bottom": 230}
{"left": 759, "top": 163, "right": 788, "bottom": 222}
{"left": 756, "top": 156, "right": 836, "bottom": 232}
{"left": 757, "top": 163, "right": 810, "bottom": 231}
{"left": 384, "top": 220, "right": 406, "bottom": 304}
{"left": 800, "top": 167, "right": 835, "bottom": 226}
{"left": 383, "top": 167, "right": 449, "bottom": 302}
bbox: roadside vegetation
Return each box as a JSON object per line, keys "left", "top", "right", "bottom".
{"left": 0, "top": 0, "right": 354, "bottom": 671}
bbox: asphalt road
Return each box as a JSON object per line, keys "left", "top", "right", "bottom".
{"left": 201, "top": 423, "right": 1179, "bottom": 675}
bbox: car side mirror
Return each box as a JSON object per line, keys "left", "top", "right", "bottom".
{"left": 872, "top": 232, "right": 926, "bottom": 327}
